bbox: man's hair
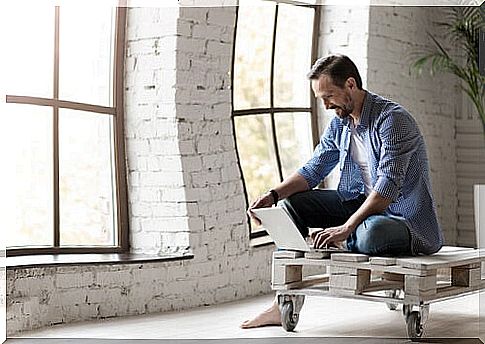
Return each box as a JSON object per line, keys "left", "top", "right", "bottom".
{"left": 307, "top": 54, "right": 363, "bottom": 90}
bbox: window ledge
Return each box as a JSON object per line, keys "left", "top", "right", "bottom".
{"left": 250, "top": 234, "right": 275, "bottom": 248}
{"left": 5, "top": 252, "right": 194, "bottom": 269}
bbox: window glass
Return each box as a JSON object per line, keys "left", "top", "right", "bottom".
{"left": 3, "top": 4, "right": 123, "bottom": 253}
{"left": 59, "top": 109, "right": 117, "bottom": 246}
{"left": 2, "top": 5, "right": 54, "bottom": 98}
{"left": 274, "top": 4, "right": 314, "bottom": 108}
{"left": 5, "top": 104, "right": 53, "bottom": 248}
{"left": 234, "top": 114, "right": 280, "bottom": 205}
{"left": 233, "top": 4, "right": 317, "bottom": 236}
{"left": 274, "top": 112, "right": 314, "bottom": 179}
{"left": 59, "top": 6, "right": 115, "bottom": 106}
{"left": 233, "top": 0, "right": 276, "bottom": 110}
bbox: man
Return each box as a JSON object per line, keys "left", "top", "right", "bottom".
{"left": 240, "top": 54, "right": 444, "bottom": 329}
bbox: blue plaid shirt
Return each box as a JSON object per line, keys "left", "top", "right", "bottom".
{"left": 298, "top": 91, "right": 444, "bottom": 255}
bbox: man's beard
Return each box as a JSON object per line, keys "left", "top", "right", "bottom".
{"left": 334, "top": 104, "right": 352, "bottom": 119}
{"left": 334, "top": 95, "right": 353, "bottom": 118}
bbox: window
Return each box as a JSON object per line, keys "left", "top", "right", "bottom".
{"left": 232, "top": 0, "right": 320, "bottom": 238}
{"left": 3, "top": 4, "right": 128, "bottom": 255}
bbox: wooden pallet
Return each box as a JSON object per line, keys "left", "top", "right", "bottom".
{"left": 272, "top": 247, "right": 485, "bottom": 302}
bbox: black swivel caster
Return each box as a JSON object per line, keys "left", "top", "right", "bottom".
{"left": 281, "top": 301, "right": 299, "bottom": 332}
{"left": 277, "top": 294, "right": 305, "bottom": 332}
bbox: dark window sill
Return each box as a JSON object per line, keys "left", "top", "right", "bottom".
{"left": 5, "top": 252, "right": 194, "bottom": 269}
{"left": 250, "top": 234, "right": 274, "bottom": 248}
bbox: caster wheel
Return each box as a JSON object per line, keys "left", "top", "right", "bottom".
{"left": 281, "top": 301, "right": 299, "bottom": 332}
{"left": 385, "top": 289, "right": 399, "bottom": 311}
{"left": 406, "top": 311, "right": 424, "bottom": 340}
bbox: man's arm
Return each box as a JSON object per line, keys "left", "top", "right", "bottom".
{"left": 345, "top": 191, "right": 391, "bottom": 229}
{"left": 247, "top": 172, "right": 309, "bottom": 225}
{"left": 247, "top": 118, "right": 341, "bottom": 224}
{"left": 272, "top": 171, "right": 309, "bottom": 200}
{"left": 373, "top": 110, "right": 419, "bottom": 202}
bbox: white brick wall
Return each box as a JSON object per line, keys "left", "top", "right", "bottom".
{"left": 6, "top": 251, "right": 273, "bottom": 335}
{"left": 126, "top": 7, "right": 191, "bottom": 256}
{"left": 456, "top": 96, "right": 485, "bottom": 246}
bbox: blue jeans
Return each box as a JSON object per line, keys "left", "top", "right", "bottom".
{"left": 280, "top": 189, "right": 412, "bottom": 256}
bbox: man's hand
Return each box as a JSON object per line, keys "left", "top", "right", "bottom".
{"left": 247, "top": 193, "right": 275, "bottom": 226}
{"left": 310, "top": 224, "right": 354, "bottom": 249}
{"left": 246, "top": 173, "right": 310, "bottom": 226}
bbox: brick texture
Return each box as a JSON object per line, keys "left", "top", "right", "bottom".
{"left": 455, "top": 97, "right": 485, "bottom": 246}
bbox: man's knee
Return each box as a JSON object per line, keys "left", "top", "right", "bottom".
{"left": 352, "top": 216, "right": 410, "bottom": 256}
{"left": 354, "top": 221, "right": 387, "bottom": 254}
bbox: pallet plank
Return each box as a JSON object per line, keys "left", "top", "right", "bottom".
{"left": 330, "top": 270, "right": 370, "bottom": 290}
{"left": 273, "top": 250, "right": 304, "bottom": 259}
{"left": 361, "top": 280, "right": 404, "bottom": 293}
{"left": 369, "top": 257, "right": 397, "bottom": 266}
{"left": 330, "top": 266, "right": 359, "bottom": 275}
{"left": 381, "top": 272, "right": 405, "bottom": 282}
{"left": 404, "top": 274, "right": 437, "bottom": 296}
{"left": 396, "top": 249, "right": 484, "bottom": 270}
{"left": 305, "top": 251, "right": 331, "bottom": 259}
{"left": 272, "top": 263, "right": 302, "bottom": 286}
{"left": 274, "top": 274, "right": 329, "bottom": 291}
{"left": 331, "top": 253, "right": 369, "bottom": 262}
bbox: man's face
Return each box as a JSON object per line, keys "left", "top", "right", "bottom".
{"left": 311, "top": 75, "right": 354, "bottom": 119}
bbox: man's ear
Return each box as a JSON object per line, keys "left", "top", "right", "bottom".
{"left": 345, "top": 77, "right": 356, "bottom": 90}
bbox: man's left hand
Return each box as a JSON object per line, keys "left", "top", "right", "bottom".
{"left": 311, "top": 225, "right": 354, "bottom": 249}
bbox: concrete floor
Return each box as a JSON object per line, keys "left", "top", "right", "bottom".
{"left": 10, "top": 291, "right": 484, "bottom": 340}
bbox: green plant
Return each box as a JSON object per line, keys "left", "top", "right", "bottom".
{"left": 411, "top": 5, "right": 485, "bottom": 135}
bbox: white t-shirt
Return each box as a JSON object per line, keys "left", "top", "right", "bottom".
{"left": 350, "top": 121, "right": 373, "bottom": 196}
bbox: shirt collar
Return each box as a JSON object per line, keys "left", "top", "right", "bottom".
{"left": 359, "top": 90, "right": 372, "bottom": 129}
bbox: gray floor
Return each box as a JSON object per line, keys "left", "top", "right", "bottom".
{"left": 4, "top": 339, "right": 484, "bottom": 344}
{"left": 7, "top": 292, "right": 485, "bottom": 343}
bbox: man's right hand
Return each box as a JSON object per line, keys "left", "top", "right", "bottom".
{"left": 247, "top": 192, "right": 275, "bottom": 226}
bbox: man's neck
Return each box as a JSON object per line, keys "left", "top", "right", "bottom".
{"left": 349, "top": 89, "right": 367, "bottom": 126}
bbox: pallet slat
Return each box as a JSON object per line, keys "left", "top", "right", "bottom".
{"left": 272, "top": 247, "right": 485, "bottom": 305}
{"left": 396, "top": 249, "right": 484, "bottom": 270}
{"left": 274, "top": 274, "right": 330, "bottom": 291}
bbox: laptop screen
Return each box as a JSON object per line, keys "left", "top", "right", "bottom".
{"left": 251, "top": 207, "right": 310, "bottom": 252}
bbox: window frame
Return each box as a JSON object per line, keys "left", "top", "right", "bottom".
{"left": 6, "top": 5, "right": 129, "bottom": 256}
{"left": 231, "top": 1, "right": 321, "bottom": 239}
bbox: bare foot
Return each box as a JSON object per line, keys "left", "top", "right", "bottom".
{"left": 240, "top": 301, "right": 281, "bottom": 329}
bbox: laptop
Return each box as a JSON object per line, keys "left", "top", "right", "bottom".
{"left": 251, "top": 207, "right": 348, "bottom": 254}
